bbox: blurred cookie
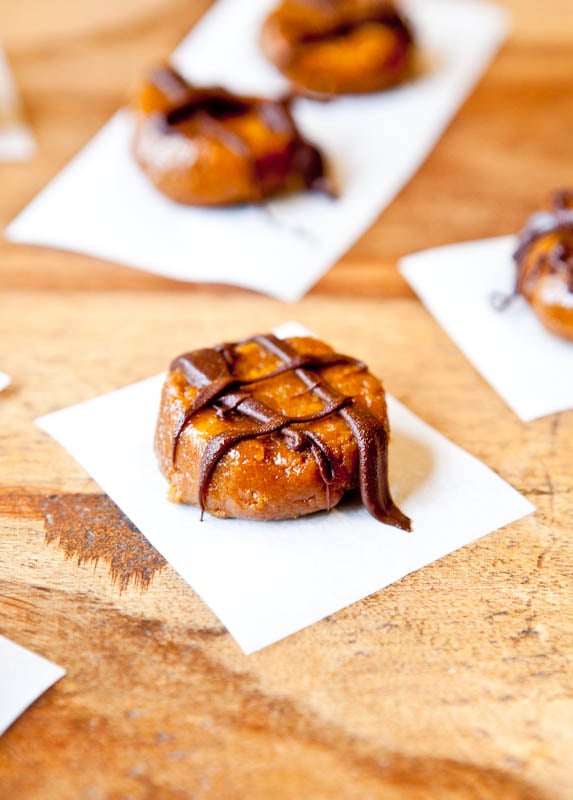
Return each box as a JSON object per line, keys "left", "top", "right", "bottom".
{"left": 513, "top": 190, "right": 573, "bottom": 341}
{"left": 132, "top": 65, "right": 331, "bottom": 205}
{"left": 260, "top": 0, "right": 414, "bottom": 95}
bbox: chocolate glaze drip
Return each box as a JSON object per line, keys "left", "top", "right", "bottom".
{"left": 146, "top": 66, "right": 331, "bottom": 195}
{"left": 296, "top": 6, "right": 413, "bottom": 47}
{"left": 164, "top": 93, "right": 251, "bottom": 127}
{"left": 170, "top": 335, "right": 411, "bottom": 531}
{"left": 514, "top": 190, "right": 573, "bottom": 295}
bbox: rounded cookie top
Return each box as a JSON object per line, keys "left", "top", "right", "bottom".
{"left": 155, "top": 334, "right": 410, "bottom": 528}
{"left": 260, "top": 0, "right": 414, "bottom": 96}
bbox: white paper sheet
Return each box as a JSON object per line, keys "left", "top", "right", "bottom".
{"left": 0, "top": 372, "right": 11, "bottom": 392}
{"left": 6, "top": 0, "right": 508, "bottom": 300}
{"left": 0, "top": 47, "right": 35, "bottom": 161}
{"left": 0, "top": 636, "right": 65, "bottom": 736}
{"left": 400, "top": 237, "right": 573, "bottom": 421}
{"left": 35, "top": 322, "right": 533, "bottom": 653}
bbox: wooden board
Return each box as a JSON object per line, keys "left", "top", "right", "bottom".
{"left": 1, "top": 1, "right": 572, "bottom": 798}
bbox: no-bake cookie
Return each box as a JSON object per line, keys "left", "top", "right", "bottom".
{"left": 513, "top": 190, "right": 573, "bottom": 341}
{"left": 155, "top": 334, "right": 410, "bottom": 528}
{"left": 260, "top": 0, "right": 414, "bottom": 96}
{"left": 133, "top": 65, "right": 331, "bottom": 205}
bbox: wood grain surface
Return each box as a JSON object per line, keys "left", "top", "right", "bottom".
{"left": 1, "top": 1, "right": 572, "bottom": 798}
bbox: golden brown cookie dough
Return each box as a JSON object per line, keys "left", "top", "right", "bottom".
{"left": 132, "top": 65, "right": 331, "bottom": 206}
{"left": 155, "top": 334, "right": 410, "bottom": 528}
{"left": 513, "top": 190, "right": 573, "bottom": 342}
{"left": 260, "top": 0, "right": 414, "bottom": 96}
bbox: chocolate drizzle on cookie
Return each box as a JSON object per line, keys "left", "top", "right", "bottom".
{"left": 169, "top": 334, "right": 411, "bottom": 531}
{"left": 492, "top": 191, "right": 573, "bottom": 313}
{"left": 146, "top": 65, "right": 332, "bottom": 196}
{"left": 296, "top": 5, "right": 413, "bottom": 48}
{"left": 514, "top": 190, "right": 573, "bottom": 295}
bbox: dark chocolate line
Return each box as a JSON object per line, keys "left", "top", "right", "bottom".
{"left": 296, "top": 8, "right": 412, "bottom": 47}
{"left": 164, "top": 94, "right": 251, "bottom": 126}
{"left": 147, "top": 64, "right": 254, "bottom": 126}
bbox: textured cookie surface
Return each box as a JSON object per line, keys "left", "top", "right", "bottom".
{"left": 155, "top": 334, "right": 410, "bottom": 528}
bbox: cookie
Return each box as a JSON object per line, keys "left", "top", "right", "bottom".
{"left": 513, "top": 190, "right": 573, "bottom": 341}
{"left": 155, "top": 334, "right": 410, "bottom": 528}
{"left": 260, "top": 0, "right": 414, "bottom": 96}
{"left": 132, "top": 65, "right": 331, "bottom": 205}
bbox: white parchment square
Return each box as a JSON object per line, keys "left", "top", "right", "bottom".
{"left": 35, "top": 323, "right": 534, "bottom": 653}
{"left": 0, "top": 46, "right": 35, "bottom": 161}
{"left": 399, "top": 237, "right": 573, "bottom": 421}
{"left": 6, "top": 0, "right": 508, "bottom": 300}
{"left": 0, "top": 372, "right": 11, "bottom": 392}
{"left": 0, "top": 636, "right": 65, "bottom": 736}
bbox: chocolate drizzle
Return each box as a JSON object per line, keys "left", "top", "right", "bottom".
{"left": 170, "top": 335, "right": 411, "bottom": 530}
{"left": 146, "top": 66, "right": 331, "bottom": 196}
{"left": 296, "top": 6, "right": 413, "bottom": 47}
{"left": 514, "top": 190, "right": 573, "bottom": 296}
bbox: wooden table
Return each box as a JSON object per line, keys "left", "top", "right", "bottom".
{"left": 1, "top": 2, "right": 572, "bottom": 797}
